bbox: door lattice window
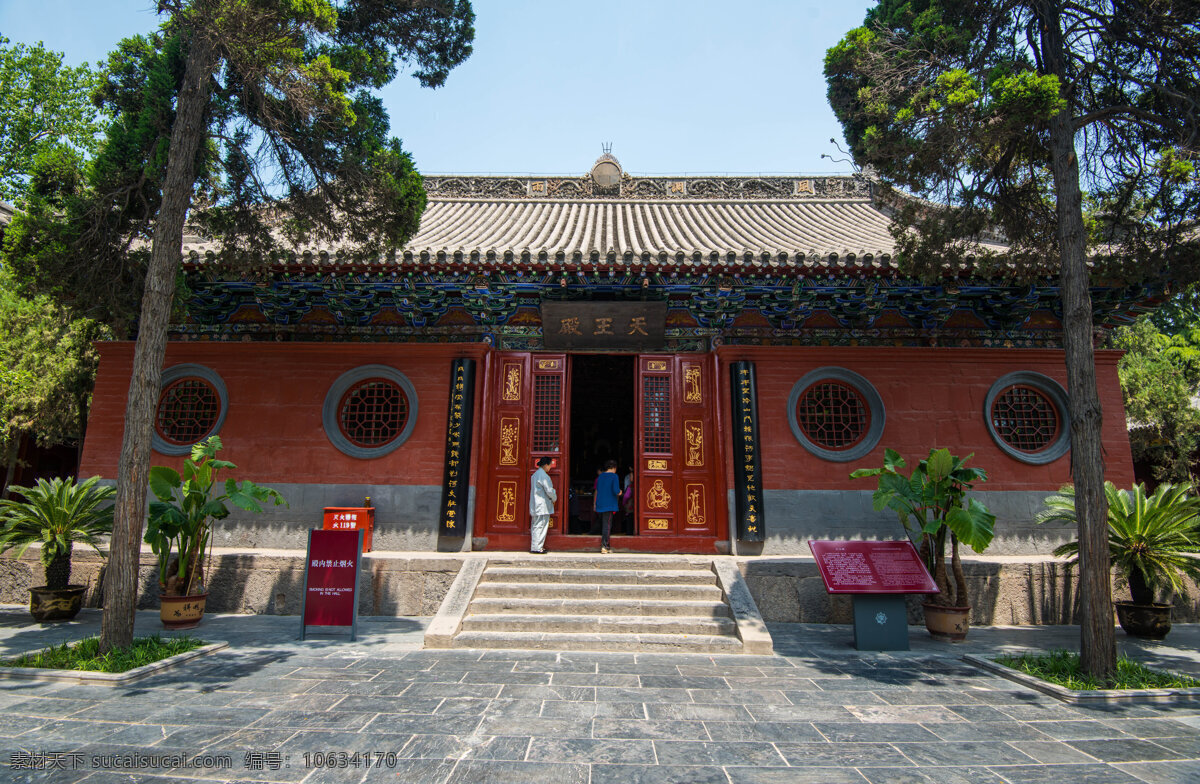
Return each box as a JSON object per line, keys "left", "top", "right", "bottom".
{"left": 533, "top": 374, "right": 561, "bottom": 451}
{"left": 642, "top": 375, "right": 672, "bottom": 453}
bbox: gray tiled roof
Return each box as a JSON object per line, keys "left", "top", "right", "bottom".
{"left": 182, "top": 174, "right": 1006, "bottom": 270}
{"left": 407, "top": 197, "right": 897, "bottom": 261}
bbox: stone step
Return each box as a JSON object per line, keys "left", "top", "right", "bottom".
{"left": 473, "top": 581, "right": 725, "bottom": 601}
{"left": 480, "top": 567, "right": 717, "bottom": 585}
{"left": 450, "top": 630, "right": 745, "bottom": 653}
{"left": 460, "top": 613, "right": 738, "bottom": 636}
{"left": 468, "top": 596, "right": 733, "bottom": 618}
{"left": 489, "top": 557, "right": 715, "bottom": 571}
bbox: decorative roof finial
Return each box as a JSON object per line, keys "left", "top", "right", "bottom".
{"left": 602, "top": 142, "right": 612, "bottom": 155}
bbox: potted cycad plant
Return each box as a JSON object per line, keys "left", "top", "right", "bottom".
{"left": 0, "top": 476, "right": 114, "bottom": 621}
{"left": 146, "top": 436, "right": 285, "bottom": 629}
{"left": 851, "top": 448, "right": 996, "bottom": 640}
{"left": 1036, "top": 481, "right": 1200, "bottom": 639}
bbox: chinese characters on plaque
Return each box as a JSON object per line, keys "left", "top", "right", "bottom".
{"left": 730, "top": 361, "right": 765, "bottom": 542}
{"left": 439, "top": 359, "right": 476, "bottom": 537}
{"left": 301, "top": 528, "right": 363, "bottom": 640}
{"left": 540, "top": 301, "right": 667, "bottom": 350}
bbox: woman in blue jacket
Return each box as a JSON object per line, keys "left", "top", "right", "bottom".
{"left": 594, "top": 459, "right": 622, "bottom": 553}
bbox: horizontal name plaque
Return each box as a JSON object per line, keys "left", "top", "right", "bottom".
{"left": 808, "top": 540, "right": 939, "bottom": 595}
{"left": 541, "top": 301, "right": 666, "bottom": 350}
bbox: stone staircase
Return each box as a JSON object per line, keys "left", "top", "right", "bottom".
{"left": 425, "top": 555, "right": 772, "bottom": 654}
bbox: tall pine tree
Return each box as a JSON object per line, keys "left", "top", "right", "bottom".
{"left": 826, "top": 0, "right": 1200, "bottom": 680}
{"left": 10, "top": 0, "right": 474, "bottom": 652}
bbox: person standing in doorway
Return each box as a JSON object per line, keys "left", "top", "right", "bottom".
{"left": 594, "top": 459, "right": 621, "bottom": 554}
{"left": 529, "top": 456, "right": 557, "bottom": 554}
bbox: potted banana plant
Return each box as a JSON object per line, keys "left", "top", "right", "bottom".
{"left": 1037, "top": 481, "right": 1200, "bottom": 639}
{"left": 0, "top": 476, "right": 114, "bottom": 621}
{"left": 146, "top": 436, "right": 285, "bottom": 629}
{"left": 851, "top": 448, "right": 996, "bottom": 640}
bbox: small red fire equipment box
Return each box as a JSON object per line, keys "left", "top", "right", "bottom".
{"left": 322, "top": 507, "right": 375, "bottom": 552}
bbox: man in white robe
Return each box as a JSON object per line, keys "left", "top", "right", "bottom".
{"left": 528, "top": 456, "right": 558, "bottom": 554}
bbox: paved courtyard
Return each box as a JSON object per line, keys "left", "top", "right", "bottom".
{"left": 1, "top": 608, "right": 1199, "bottom": 783}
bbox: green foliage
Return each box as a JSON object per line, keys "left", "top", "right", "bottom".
{"left": 1112, "top": 315, "right": 1200, "bottom": 483}
{"left": 0, "top": 36, "right": 102, "bottom": 203}
{"left": 1037, "top": 481, "right": 1200, "bottom": 604}
{"left": 145, "top": 436, "right": 286, "bottom": 596}
{"left": 824, "top": 1, "right": 1200, "bottom": 283}
{"left": 995, "top": 649, "right": 1200, "bottom": 691}
{"left": 0, "top": 635, "right": 204, "bottom": 673}
{"left": 0, "top": 276, "right": 112, "bottom": 469}
{"left": 0, "top": 476, "right": 114, "bottom": 590}
{"left": 851, "top": 447, "right": 995, "bottom": 606}
{"left": 2, "top": 1, "right": 474, "bottom": 330}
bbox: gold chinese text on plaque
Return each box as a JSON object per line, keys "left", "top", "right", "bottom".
{"left": 646, "top": 459, "right": 668, "bottom": 471}
{"left": 537, "top": 359, "right": 560, "bottom": 370}
{"left": 684, "top": 420, "right": 704, "bottom": 467}
{"left": 684, "top": 366, "right": 701, "bottom": 403}
{"left": 647, "top": 360, "right": 668, "bottom": 371}
{"left": 646, "top": 479, "right": 671, "bottom": 509}
{"left": 647, "top": 518, "right": 669, "bottom": 530}
{"left": 497, "top": 481, "right": 517, "bottom": 523}
{"left": 499, "top": 417, "right": 519, "bottom": 465}
{"left": 686, "top": 484, "right": 707, "bottom": 525}
{"left": 502, "top": 364, "right": 521, "bottom": 401}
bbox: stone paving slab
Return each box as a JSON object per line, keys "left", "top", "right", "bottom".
{"left": 0, "top": 607, "right": 1198, "bottom": 782}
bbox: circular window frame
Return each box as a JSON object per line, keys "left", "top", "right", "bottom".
{"left": 323, "top": 365, "right": 418, "bottom": 459}
{"left": 787, "top": 367, "right": 885, "bottom": 462}
{"left": 152, "top": 364, "right": 228, "bottom": 456}
{"left": 985, "top": 371, "right": 1070, "bottom": 465}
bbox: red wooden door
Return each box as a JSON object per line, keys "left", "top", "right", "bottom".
{"left": 634, "top": 354, "right": 721, "bottom": 538}
{"left": 481, "top": 352, "right": 568, "bottom": 543}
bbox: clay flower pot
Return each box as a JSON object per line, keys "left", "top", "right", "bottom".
{"left": 29, "top": 585, "right": 86, "bottom": 622}
{"left": 160, "top": 592, "right": 208, "bottom": 630}
{"left": 923, "top": 602, "right": 970, "bottom": 642}
{"left": 1114, "top": 601, "right": 1171, "bottom": 640}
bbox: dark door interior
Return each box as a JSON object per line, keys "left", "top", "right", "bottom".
{"left": 567, "top": 355, "right": 636, "bottom": 535}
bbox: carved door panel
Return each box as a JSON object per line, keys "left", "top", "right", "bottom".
{"left": 634, "top": 354, "right": 720, "bottom": 537}
{"left": 481, "top": 352, "right": 568, "bottom": 537}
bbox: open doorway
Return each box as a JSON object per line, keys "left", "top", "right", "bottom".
{"left": 567, "top": 355, "right": 635, "bottom": 535}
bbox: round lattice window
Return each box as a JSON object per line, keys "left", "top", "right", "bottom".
{"left": 337, "top": 378, "right": 409, "bottom": 448}
{"left": 795, "top": 380, "right": 871, "bottom": 451}
{"left": 323, "top": 365, "right": 419, "bottom": 459}
{"left": 984, "top": 372, "right": 1070, "bottom": 464}
{"left": 788, "top": 368, "right": 885, "bottom": 462}
{"left": 156, "top": 379, "right": 221, "bottom": 445}
{"left": 151, "top": 364, "right": 228, "bottom": 456}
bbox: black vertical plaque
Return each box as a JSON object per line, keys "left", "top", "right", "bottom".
{"left": 730, "top": 361, "right": 765, "bottom": 542}
{"left": 439, "top": 358, "right": 476, "bottom": 537}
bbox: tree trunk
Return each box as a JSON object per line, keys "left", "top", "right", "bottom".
{"left": 1036, "top": 0, "right": 1116, "bottom": 680}
{"left": 1, "top": 433, "right": 21, "bottom": 499}
{"left": 1127, "top": 569, "right": 1155, "bottom": 605}
{"left": 931, "top": 528, "right": 951, "bottom": 605}
{"left": 75, "top": 390, "right": 89, "bottom": 477}
{"left": 950, "top": 534, "right": 966, "bottom": 608}
{"left": 45, "top": 546, "right": 72, "bottom": 590}
{"left": 98, "top": 31, "right": 216, "bottom": 654}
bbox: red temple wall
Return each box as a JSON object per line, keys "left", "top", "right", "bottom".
{"left": 82, "top": 343, "right": 1135, "bottom": 495}
{"left": 80, "top": 342, "right": 488, "bottom": 485}
{"left": 716, "top": 346, "right": 1134, "bottom": 492}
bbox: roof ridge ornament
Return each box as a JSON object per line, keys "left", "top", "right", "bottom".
{"left": 591, "top": 147, "right": 622, "bottom": 193}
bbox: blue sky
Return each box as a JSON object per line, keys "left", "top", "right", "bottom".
{"left": 0, "top": 0, "right": 874, "bottom": 176}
